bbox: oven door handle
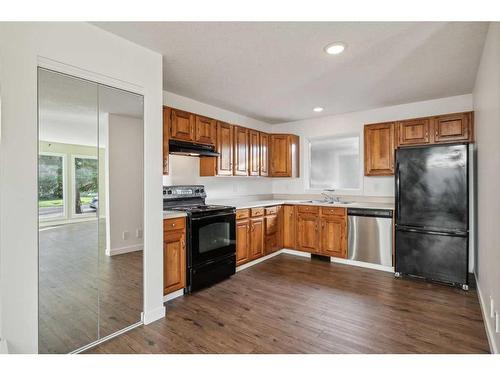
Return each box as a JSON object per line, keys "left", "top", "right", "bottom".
{"left": 190, "top": 212, "right": 235, "bottom": 221}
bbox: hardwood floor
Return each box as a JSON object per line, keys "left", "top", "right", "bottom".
{"left": 86, "top": 254, "right": 489, "bottom": 354}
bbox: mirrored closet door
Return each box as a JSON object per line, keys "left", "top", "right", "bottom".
{"left": 38, "top": 68, "right": 144, "bottom": 354}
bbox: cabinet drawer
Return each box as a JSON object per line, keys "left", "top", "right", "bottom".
{"left": 251, "top": 207, "right": 264, "bottom": 217}
{"left": 297, "top": 205, "right": 320, "bottom": 214}
{"left": 264, "top": 206, "right": 278, "bottom": 215}
{"left": 236, "top": 209, "right": 250, "bottom": 220}
{"left": 164, "top": 217, "right": 185, "bottom": 232}
{"left": 321, "top": 207, "right": 346, "bottom": 217}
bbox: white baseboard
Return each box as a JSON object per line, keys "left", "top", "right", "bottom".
{"left": 0, "top": 339, "right": 8, "bottom": 354}
{"left": 163, "top": 288, "right": 184, "bottom": 303}
{"left": 143, "top": 305, "right": 165, "bottom": 325}
{"left": 281, "top": 248, "right": 312, "bottom": 258}
{"left": 236, "top": 250, "right": 284, "bottom": 272}
{"left": 331, "top": 257, "right": 394, "bottom": 273}
{"left": 106, "top": 244, "right": 143, "bottom": 256}
{"left": 476, "top": 275, "right": 498, "bottom": 354}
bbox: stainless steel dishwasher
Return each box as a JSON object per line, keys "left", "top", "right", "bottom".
{"left": 347, "top": 208, "right": 393, "bottom": 267}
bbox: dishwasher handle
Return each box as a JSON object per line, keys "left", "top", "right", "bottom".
{"left": 347, "top": 208, "right": 393, "bottom": 218}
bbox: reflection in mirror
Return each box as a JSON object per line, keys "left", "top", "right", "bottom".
{"left": 38, "top": 68, "right": 144, "bottom": 353}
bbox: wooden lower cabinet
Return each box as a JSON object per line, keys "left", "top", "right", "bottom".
{"left": 296, "top": 212, "right": 320, "bottom": 252}
{"left": 236, "top": 218, "right": 250, "bottom": 266}
{"left": 163, "top": 218, "right": 186, "bottom": 295}
{"left": 249, "top": 217, "right": 264, "bottom": 260}
{"left": 320, "top": 215, "right": 347, "bottom": 258}
{"left": 283, "top": 205, "right": 296, "bottom": 248}
{"left": 264, "top": 206, "right": 282, "bottom": 254}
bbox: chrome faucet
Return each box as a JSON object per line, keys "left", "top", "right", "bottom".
{"left": 321, "top": 189, "right": 340, "bottom": 203}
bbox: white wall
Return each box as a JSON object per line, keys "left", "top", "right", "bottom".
{"left": 163, "top": 91, "right": 274, "bottom": 199}
{"left": 0, "top": 22, "right": 164, "bottom": 353}
{"left": 271, "top": 94, "right": 474, "bottom": 197}
{"left": 472, "top": 22, "right": 500, "bottom": 354}
{"left": 106, "top": 114, "right": 144, "bottom": 255}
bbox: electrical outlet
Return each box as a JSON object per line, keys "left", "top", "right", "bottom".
{"left": 491, "top": 296, "right": 495, "bottom": 319}
{"left": 122, "top": 231, "right": 129, "bottom": 241}
{"left": 136, "top": 228, "right": 143, "bottom": 239}
{"left": 496, "top": 312, "right": 500, "bottom": 334}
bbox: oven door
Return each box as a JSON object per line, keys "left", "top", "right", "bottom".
{"left": 190, "top": 212, "right": 236, "bottom": 266}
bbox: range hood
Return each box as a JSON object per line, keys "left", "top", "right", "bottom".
{"left": 169, "top": 140, "right": 219, "bottom": 157}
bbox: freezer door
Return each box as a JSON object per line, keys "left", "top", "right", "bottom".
{"left": 395, "top": 227, "right": 468, "bottom": 285}
{"left": 396, "top": 145, "right": 468, "bottom": 231}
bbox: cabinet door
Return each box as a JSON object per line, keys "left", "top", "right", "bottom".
{"left": 236, "top": 219, "right": 250, "bottom": 266}
{"left": 270, "top": 134, "right": 290, "bottom": 177}
{"left": 248, "top": 129, "right": 260, "bottom": 176}
{"left": 195, "top": 115, "right": 216, "bottom": 145}
{"left": 364, "top": 122, "right": 395, "bottom": 176}
{"left": 433, "top": 112, "right": 472, "bottom": 143}
{"left": 163, "top": 229, "right": 186, "bottom": 295}
{"left": 397, "top": 118, "right": 431, "bottom": 146}
{"left": 170, "top": 108, "right": 195, "bottom": 142}
{"left": 259, "top": 132, "right": 269, "bottom": 176}
{"left": 250, "top": 217, "right": 264, "bottom": 260}
{"left": 296, "top": 214, "right": 320, "bottom": 252}
{"left": 163, "top": 107, "right": 170, "bottom": 175}
{"left": 233, "top": 125, "right": 249, "bottom": 176}
{"left": 283, "top": 205, "right": 296, "bottom": 249}
{"left": 320, "top": 216, "right": 346, "bottom": 258}
{"left": 217, "top": 121, "right": 233, "bottom": 175}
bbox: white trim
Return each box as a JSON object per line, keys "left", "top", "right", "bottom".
{"left": 0, "top": 339, "right": 8, "bottom": 354}
{"left": 331, "top": 257, "right": 394, "bottom": 273}
{"left": 236, "top": 250, "right": 284, "bottom": 272}
{"left": 281, "top": 248, "right": 312, "bottom": 258}
{"left": 106, "top": 244, "right": 143, "bottom": 257}
{"left": 38, "top": 151, "right": 67, "bottom": 222}
{"left": 476, "top": 275, "right": 497, "bottom": 354}
{"left": 69, "top": 321, "right": 143, "bottom": 354}
{"left": 70, "top": 154, "right": 98, "bottom": 219}
{"left": 143, "top": 306, "right": 166, "bottom": 325}
{"left": 163, "top": 289, "right": 184, "bottom": 303}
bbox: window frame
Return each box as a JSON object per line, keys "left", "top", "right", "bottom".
{"left": 306, "top": 133, "right": 363, "bottom": 194}
{"left": 38, "top": 151, "right": 68, "bottom": 222}
{"left": 70, "top": 154, "right": 99, "bottom": 219}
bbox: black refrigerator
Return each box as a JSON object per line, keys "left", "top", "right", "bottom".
{"left": 395, "top": 143, "right": 469, "bottom": 289}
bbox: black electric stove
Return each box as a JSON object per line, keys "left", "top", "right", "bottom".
{"left": 163, "top": 185, "right": 236, "bottom": 293}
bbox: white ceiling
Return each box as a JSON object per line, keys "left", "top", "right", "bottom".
{"left": 93, "top": 22, "right": 488, "bottom": 124}
{"left": 38, "top": 69, "right": 143, "bottom": 146}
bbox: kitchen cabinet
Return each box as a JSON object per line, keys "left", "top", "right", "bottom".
{"left": 283, "top": 205, "right": 296, "bottom": 249}
{"left": 233, "top": 126, "right": 249, "bottom": 176}
{"left": 163, "top": 217, "right": 186, "bottom": 295}
{"left": 364, "top": 122, "right": 395, "bottom": 176}
{"left": 264, "top": 206, "right": 280, "bottom": 254}
{"left": 249, "top": 217, "right": 264, "bottom": 260}
{"left": 259, "top": 132, "right": 269, "bottom": 176}
{"left": 397, "top": 118, "right": 431, "bottom": 146}
{"left": 249, "top": 129, "right": 260, "bottom": 176}
{"left": 169, "top": 108, "right": 195, "bottom": 142}
{"left": 195, "top": 115, "right": 216, "bottom": 145}
{"left": 236, "top": 218, "right": 250, "bottom": 266}
{"left": 163, "top": 107, "right": 170, "bottom": 175}
{"left": 269, "top": 134, "right": 300, "bottom": 177}
{"left": 319, "top": 208, "right": 347, "bottom": 258}
{"left": 296, "top": 207, "right": 320, "bottom": 252}
{"left": 433, "top": 112, "right": 473, "bottom": 144}
{"left": 200, "top": 121, "right": 233, "bottom": 176}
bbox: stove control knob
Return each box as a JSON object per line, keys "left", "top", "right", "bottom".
{"left": 195, "top": 188, "right": 200, "bottom": 193}
{"left": 167, "top": 189, "right": 173, "bottom": 195}
{"left": 200, "top": 188, "right": 205, "bottom": 193}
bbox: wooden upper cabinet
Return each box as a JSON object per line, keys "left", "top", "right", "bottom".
{"left": 217, "top": 121, "right": 234, "bottom": 175}
{"left": 433, "top": 112, "right": 473, "bottom": 144}
{"left": 170, "top": 108, "right": 195, "bottom": 142}
{"left": 248, "top": 129, "right": 260, "bottom": 176}
{"left": 270, "top": 134, "right": 300, "bottom": 177}
{"left": 364, "top": 122, "right": 395, "bottom": 176}
{"left": 233, "top": 126, "right": 249, "bottom": 176}
{"left": 283, "top": 205, "right": 296, "bottom": 249}
{"left": 163, "top": 107, "right": 170, "bottom": 175}
{"left": 194, "top": 115, "right": 216, "bottom": 145}
{"left": 320, "top": 215, "right": 346, "bottom": 258}
{"left": 296, "top": 212, "right": 320, "bottom": 252}
{"left": 249, "top": 217, "right": 264, "bottom": 260}
{"left": 397, "top": 118, "right": 431, "bottom": 146}
{"left": 259, "top": 132, "right": 269, "bottom": 176}
{"left": 236, "top": 218, "right": 250, "bottom": 266}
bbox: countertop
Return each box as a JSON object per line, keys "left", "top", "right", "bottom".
{"left": 206, "top": 199, "right": 394, "bottom": 211}
{"left": 163, "top": 210, "right": 188, "bottom": 219}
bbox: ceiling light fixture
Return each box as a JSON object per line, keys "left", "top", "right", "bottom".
{"left": 324, "top": 42, "right": 346, "bottom": 55}
{"left": 313, "top": 107, "right": 324, "bottom": 113}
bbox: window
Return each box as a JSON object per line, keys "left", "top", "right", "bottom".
{"left": 38, "top": 153, "right": 66, "bottom": 219}
{"left": 309, "top": 135, "right": 361, "bottom": 190}
{"left": 72, "top": 155, "right": 98, "bottom": 216}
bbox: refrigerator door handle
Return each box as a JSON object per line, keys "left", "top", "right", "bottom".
{"left": 395, "top": 162, "right": 401, "bottom": 221}
{"left": 396, "top": 226, "right": 468, "bottom": 237}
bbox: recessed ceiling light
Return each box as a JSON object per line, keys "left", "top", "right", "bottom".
{"left": 313, "top": 107, "right": 324, "bottom": 112}
{"left": 324, "top": 42, "right": 346, "bottom": 55}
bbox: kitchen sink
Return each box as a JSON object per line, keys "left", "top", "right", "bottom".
{"left": 300, "top": 200, "right": 353, "bottom": 205}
